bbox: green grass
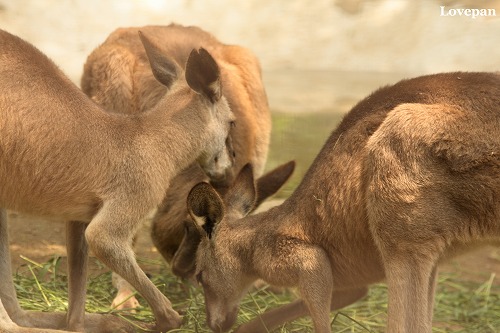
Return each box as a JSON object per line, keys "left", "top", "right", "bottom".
{"left": 13, "top": 255, "right": 500, "bottom": 332}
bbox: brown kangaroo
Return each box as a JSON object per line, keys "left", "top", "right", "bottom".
{"left": 81, "top": 23, "right": 271, "bottom": 309}
{"left": 0, "top": 28, "right": 234, "bottom": 333}
{"left": 186, "top": 72, "right": 500, "bottom": 333}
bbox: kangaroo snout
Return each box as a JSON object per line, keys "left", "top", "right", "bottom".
{"left": 207, "top": 306, "right": 238, "bottom": 333}
{"left": 202, "top": 147, "right": 235, "bottom": 186}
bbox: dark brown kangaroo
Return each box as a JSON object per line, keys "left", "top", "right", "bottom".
{"left": 187, "top": 72, "right": 500, "bottom": 333}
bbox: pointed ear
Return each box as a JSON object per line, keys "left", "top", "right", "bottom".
{"left": 187, "top": 182, "right": 224, "bottom": 239}
{"left": 138, "top": 31, "right": 179, "bottom": 88}
{"left": 224, "top": 163, "right": 257, "bottom": 217}
{"left": 185, "top": 48, "right": 222, "bottom": 103}
{"left": 253, "top": 161, "right": 295, "bottom": 211}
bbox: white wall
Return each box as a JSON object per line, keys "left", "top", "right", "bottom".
{"left": 1, "top": 0, "right": 498, "bottom": 113}
{"left": 1, "top": 0, "right": 498, "bottom": 84}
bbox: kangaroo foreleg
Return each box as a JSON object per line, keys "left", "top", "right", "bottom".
{"left": 66, "top": 221, "right": 89, "bottom": 331}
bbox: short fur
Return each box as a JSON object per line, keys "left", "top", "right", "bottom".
{"left": 81, "top": 23, "right": 272, "bottom": 309}
{"left": 0, "top": 29, "right": 234, "bottom": 333}
{"left": 187, "top": 72, "right": 500, "bottom": 332}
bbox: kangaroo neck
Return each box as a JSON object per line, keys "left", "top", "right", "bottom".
{"left": 115, "top": 85, "right": 210, "bottom": 174}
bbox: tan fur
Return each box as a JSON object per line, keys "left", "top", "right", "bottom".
{"left": 81, "top": 23, "right": 271, "bottom": 308}
{"left": 0, "top": 29, "right": 234, "bottom": 333}
{"left": 187, "top": 72, "right": 500, "bottom": 332}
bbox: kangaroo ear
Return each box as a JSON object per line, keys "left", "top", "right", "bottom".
{"left": 139, "top": 31, "right": 179, "bottom": 88}
{"left": 253, "top": 160, "right": 295, "bottom": 211}
{"left": 187, "top": 182, "right": 224, "bottom": 239}
{"left": 171, "top": 219, "right": 202, "bottom": 278}
{"left": 185, "top": 48, "right": 222, "bottom": 103}
{"left": 224, "top": 163, "right": 257, "bottom": 217}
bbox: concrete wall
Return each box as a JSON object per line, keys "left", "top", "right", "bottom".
{"left": 1, "top": 0, "right": 498, "bottom": 84}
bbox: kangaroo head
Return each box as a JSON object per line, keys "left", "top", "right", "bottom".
{"left": 139, "top": 31, "right": 235, "bottom": 184}
{"left": 185, "top": 47, "right": 236, "bottom": 184}
{"left": 173, "top": 161, "right": 296, "bottom": 279}
{"left": 186, "top": 164, "right": 258, "bottom": 332}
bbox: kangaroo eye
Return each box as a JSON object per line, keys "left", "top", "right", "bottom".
{"left": 230, "top": 121, "right": 236, "bottom": 128}
{"left": 196, "top": 271, "right": 203, "bottom": 285}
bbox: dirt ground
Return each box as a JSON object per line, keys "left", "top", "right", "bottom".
{"left": 7, "top": 208, "right": 500, "bottom": 286}
{"left": 7, "top": 211, "right": 163, "bottom": 275}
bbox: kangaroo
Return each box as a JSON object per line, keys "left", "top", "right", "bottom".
{"left": 81, "top": 23, "right": 271, "bottom": 309}
{"left": 0, "top": 28, "right": 234, "bottom": 333}
{"left": 186, "top": 72, "right": 500, "bottom": 333}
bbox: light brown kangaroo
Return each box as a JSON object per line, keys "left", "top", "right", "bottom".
{"left": 81, "top": 23, "right": 271, "bottom": 309}
{"left": 186, "top": 72, "right": 500, "bottom": 333}
{"left": 0, "top": 28, "right": 235, "bottom": 333}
